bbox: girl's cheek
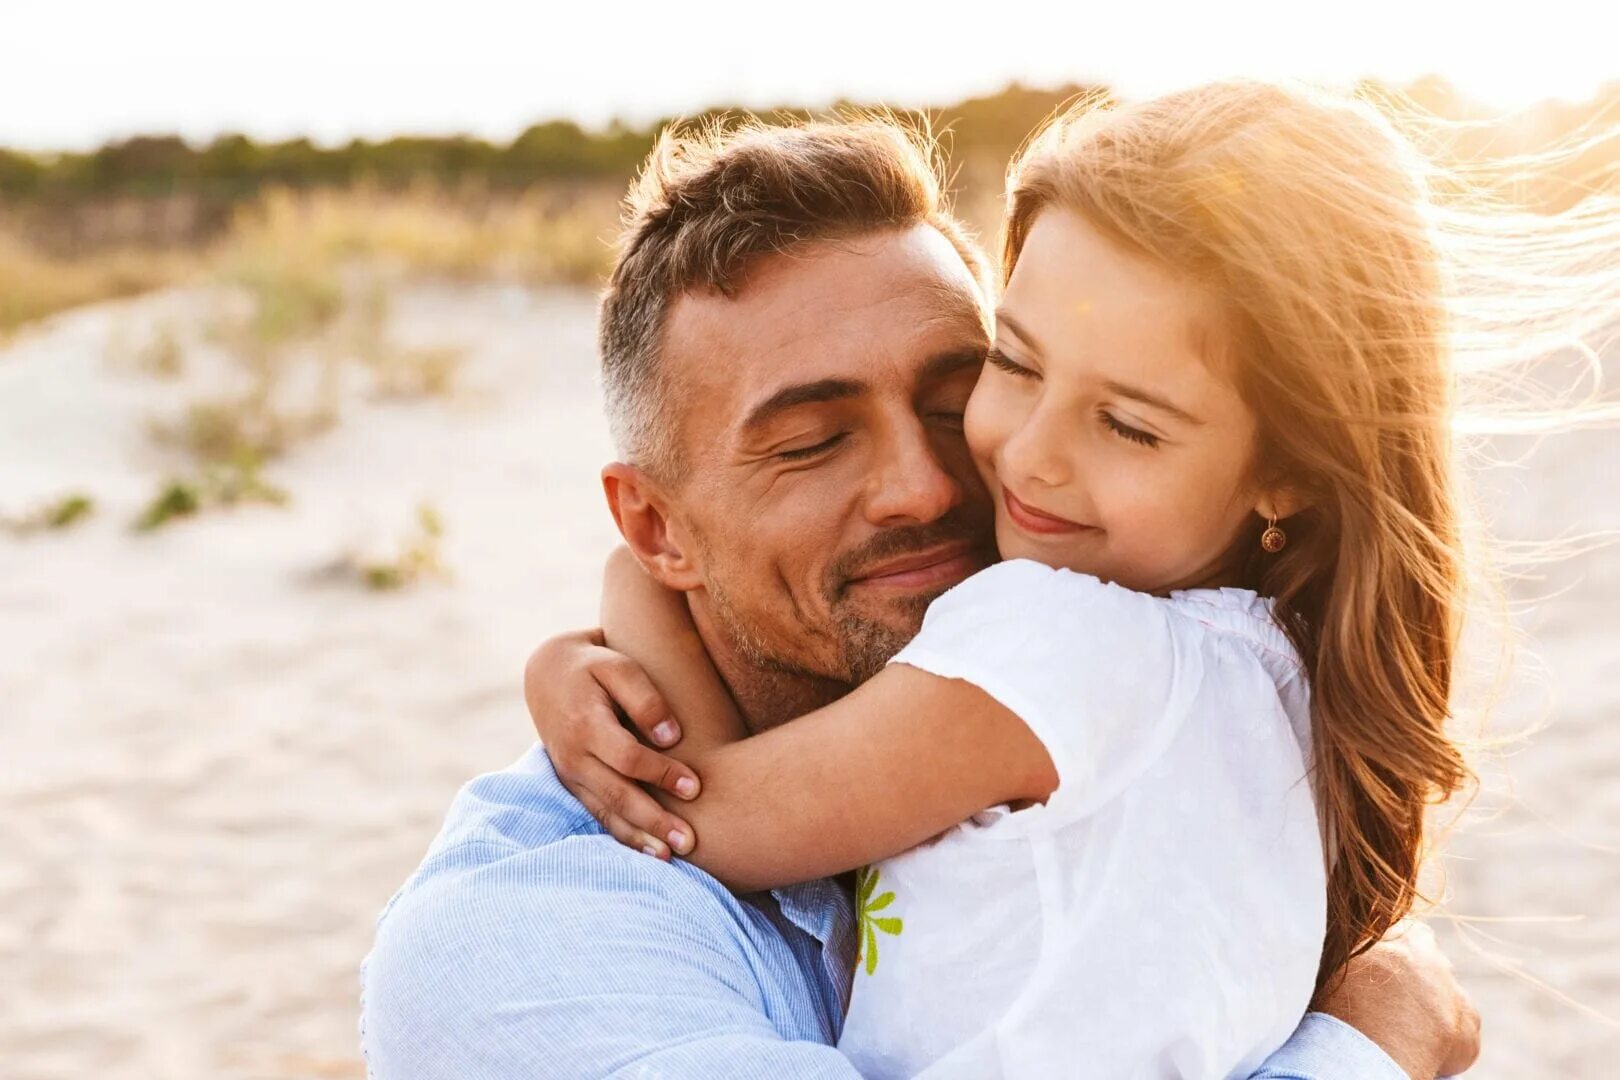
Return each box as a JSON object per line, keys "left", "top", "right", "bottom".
{"left": 963, "top": 382, "right": 1004, "bottom": 469}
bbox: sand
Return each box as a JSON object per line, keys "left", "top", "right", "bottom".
{"left": 1, "top": 283, "right": 1616, "bottom": 1079}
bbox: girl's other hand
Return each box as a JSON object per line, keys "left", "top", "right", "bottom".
{"left": 523, "top": 628, "right": 700, "bottom": 860}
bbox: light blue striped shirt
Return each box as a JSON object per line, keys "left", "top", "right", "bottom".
{"left": 359, "top": 745, "right": 1407, "bottom": 1079}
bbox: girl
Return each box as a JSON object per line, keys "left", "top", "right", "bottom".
{"left": 530, "top": 80, "right": 1614, "bottom": 1076}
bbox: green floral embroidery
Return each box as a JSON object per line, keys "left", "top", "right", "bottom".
{"left": 854, "top": 865, "right": 904, "bottom": 976}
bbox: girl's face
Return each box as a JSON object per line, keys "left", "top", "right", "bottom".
{"left": 965, "top": 208, "right": 1280, "bottom": 594}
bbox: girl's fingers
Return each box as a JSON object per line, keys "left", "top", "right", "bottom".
{"left": 594, "top": 652, "right": 682, "bottom": 748}
{"left": 576, "top": 789, "right": 671, "bottom": 860}
{"left": 524, "top": 629, "right": 607, "bottom": 742}
{"left": 602, "top": 728, "right": 701, "bottom": 801}
{"left": 580, "top": 756, "right": 696, "bottom": 857}
{"left": 551, "top": 756, "right": 667, "bottom": 857}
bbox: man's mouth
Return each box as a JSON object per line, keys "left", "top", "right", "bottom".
{"left": 846, "top": 541, "right": 983, "bottom": 592}
{"left": 1003, "top": 488, "right": 1096, "bottom": 536}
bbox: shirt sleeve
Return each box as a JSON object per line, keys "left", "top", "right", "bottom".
{"left": 1248, "top": 1012, "right": 1410, "bottom": 1080}
{"left": 889, "top": 558, "right": 1205, "bottom": 827}
{"left": 360, "top": 840, "right": 861, "bottom": 1080}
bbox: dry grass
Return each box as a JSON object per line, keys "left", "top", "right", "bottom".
{"left": 0, "top": 230, "right": 192, "bottom": 336}
{"left": 218, "top": 183, "right": 618, "bottom": 287}
{"left": 337, "top": 279, "right": 467, "bottom": 400}
{"left": 0, "top": 181, "right": 620, "bottom": 338}
{"left": 358, "top": 503, "right": 451, "bottom": 591}
{"left": 133, "top": 193, "right": 519, "bottom": 469}
{"left": 307, "top": 502, "right": 452, "bottom": 591}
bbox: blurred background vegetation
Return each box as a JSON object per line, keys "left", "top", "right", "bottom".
{"left": 2, "top": 77, "right": 1616, "bottom": 335}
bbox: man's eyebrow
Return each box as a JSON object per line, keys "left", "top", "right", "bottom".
{"left": 1103, "top": 379, "right": 1204, "bottom": 425}
{"left": 994, "top": 310, "right": 1045, "bottom": 355}
{"left": 918, "top": 346, "right": 987, "bottom": 384}
{"left": 741, "top": 377, "right": 866, "bottom": 432}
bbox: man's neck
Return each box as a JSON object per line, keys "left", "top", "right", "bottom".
{"left": 688, "top": 597, "right": 849, "bottom": 735}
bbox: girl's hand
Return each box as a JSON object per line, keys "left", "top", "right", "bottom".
{"left": 523, "top": 628, "right": 700, "bottom": 860}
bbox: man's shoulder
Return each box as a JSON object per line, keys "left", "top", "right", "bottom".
{"left": 414, "top": 741, "right": 594, "bottom": 858}
{"left": 371, "top": 743, "right": 736, "bottom": 944}
{"left": 360, "top": 745, "right": 775, "bottom": 1075}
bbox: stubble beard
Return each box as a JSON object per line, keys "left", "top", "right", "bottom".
{"left": 702, "top": 512, "right": 990, "bottom": 693}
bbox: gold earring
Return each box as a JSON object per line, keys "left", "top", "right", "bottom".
{"left": 1260, "top": 515, "right": 1287, "bottom": 553}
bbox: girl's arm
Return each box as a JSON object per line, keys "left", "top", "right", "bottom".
{"left": 523, "top": 547, "right": 753, "bottom": 863}
{"left": 596, "top": 549, "right": 1059, "bottom": 892}
{"left": 600, "top": 546, "right": 749, "bottom": 756}
{"left": 523, "top": 625, "right": 705, "bottom": 860}
{"left": 651, "top": 664, "right": 1057, "bottom": 892}
{"left": 544, "top": 558, "right": 1171, "bottom": 893}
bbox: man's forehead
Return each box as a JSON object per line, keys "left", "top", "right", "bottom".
{"left": 663, "top": 224, "right": 988, "bottom": 397}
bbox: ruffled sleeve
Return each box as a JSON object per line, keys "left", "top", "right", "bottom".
{"left": 889, "top": 559, "right": 1206, "bottom": 827}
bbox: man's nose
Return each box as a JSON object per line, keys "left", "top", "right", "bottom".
{"left": 864, "top": 424, "right": 964, "bottom": 528}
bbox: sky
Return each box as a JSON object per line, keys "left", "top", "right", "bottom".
{"left": 3, "top": 0, "right": 1616, "bottom": 151}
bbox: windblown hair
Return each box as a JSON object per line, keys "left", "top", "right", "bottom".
{"left": 1002, "top": 79, "right": 1620, "bottom": 988}
{"left": 600, "top": 116, "right": 990, "bottom": 474}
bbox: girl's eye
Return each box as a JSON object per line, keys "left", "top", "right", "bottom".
{"left": 931, "top": 411, "right": 965, "bottom": 429}
{"left": 1100, "top": 411, "right": 1160, "bottom": 448}
{"left": 986, "top": 347, "right": 1038, "bottom": 379}
{"left": 778, "top": 433, "right": 846, "bottom": 461}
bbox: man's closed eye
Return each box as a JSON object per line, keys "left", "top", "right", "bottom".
{"left": 778, "top": 433, "right": 847, "bottom": 461}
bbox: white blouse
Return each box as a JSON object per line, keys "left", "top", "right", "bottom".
{"left": 836, "top": 559, "right": 1327, "bottom": 1079}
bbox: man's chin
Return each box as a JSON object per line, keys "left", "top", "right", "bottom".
{"left": 829, "top": 593, "right": 941, "bottom": 683}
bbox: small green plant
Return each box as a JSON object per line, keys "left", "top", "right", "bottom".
{"left": 133, "top": 458, "right": 288, "bottom": 531}
{"left": 47, "top": 494, "right": 95, "bottom": 529}
{"left": 1, "top": 492, "right": 96, "bottom": 535}
{"left": 134, "top": 481, "right": 201, "bottom": 530}
{"left": 359, "top": 503, "right": 450, "bottom": 591}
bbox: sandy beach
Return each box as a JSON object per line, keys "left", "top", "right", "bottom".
{"left": 2, "top": 282, "right": 1616, "bottom": 1079}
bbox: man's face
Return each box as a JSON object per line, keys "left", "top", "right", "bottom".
{"left": 659, "top": 224, "right": 998, "bottom": 686}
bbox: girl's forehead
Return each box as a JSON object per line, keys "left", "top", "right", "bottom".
{"left": 1000, "top": 209, "right": 1241, "bottom": 396}
{"left": 1009, "top": 212, "right": 1218, "bottom": 336}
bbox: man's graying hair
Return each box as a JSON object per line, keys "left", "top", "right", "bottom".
{"left": 598, "top": 115, "right": 991, "bottom": 476}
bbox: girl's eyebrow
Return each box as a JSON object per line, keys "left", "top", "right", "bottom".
{"left": 1102, "top": 379, "right": 1203, "bottom": 426}
{"left": 999, "top": 307, "right": 1203, "bottom": 426}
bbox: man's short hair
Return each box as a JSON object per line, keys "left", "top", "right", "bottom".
{"left": 598, "top": 115, "right": 992, "bottom": 476}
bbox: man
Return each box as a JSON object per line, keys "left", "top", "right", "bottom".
{"left": 360, "top": 118, "right": 1479, "bottom": 1078}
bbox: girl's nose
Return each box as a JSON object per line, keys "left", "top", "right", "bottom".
{"left": 999, "top": 407, "right": 1073, "bottom": 492}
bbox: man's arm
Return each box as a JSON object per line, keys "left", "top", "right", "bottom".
{"left": 1254, "top": 924, "right": 1482, "bottom": 1079}
{"left": 360, "top": 839, "right": 860, "bottom": 1080}
{"left": 1254, "top": 1013, "right": 1412, "bottom": 1080}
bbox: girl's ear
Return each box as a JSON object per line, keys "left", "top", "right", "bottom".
{"left": 601, "top": 463, "right": 704, "bottom": 591}
{"left": 1254, "top": 486, "right": 1310, "bottom": 523}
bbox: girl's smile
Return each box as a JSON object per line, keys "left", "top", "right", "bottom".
{"left": 1001, "top": 487, "right": 1097, "bottom": 536}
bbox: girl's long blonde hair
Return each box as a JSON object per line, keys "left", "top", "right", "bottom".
{"left": 1001, "top": 79, "right": 1620, "bottom": 988}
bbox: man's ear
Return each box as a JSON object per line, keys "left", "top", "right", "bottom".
{"left": 601, "top": 462, "right": 704, "bottom": 591}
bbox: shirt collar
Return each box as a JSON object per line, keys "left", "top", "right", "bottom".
{"left": 771, "top": 874, "right": 855, "bottom": 951}
{"left": 772, "top": 874, "right": 857, "bottom": 1016}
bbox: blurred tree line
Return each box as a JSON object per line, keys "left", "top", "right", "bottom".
{"left": 1, "top": 78, "right": 1615, "bottom": 253}
{"left": 0, "top": 83, "right": 1099, "bottom": 201}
